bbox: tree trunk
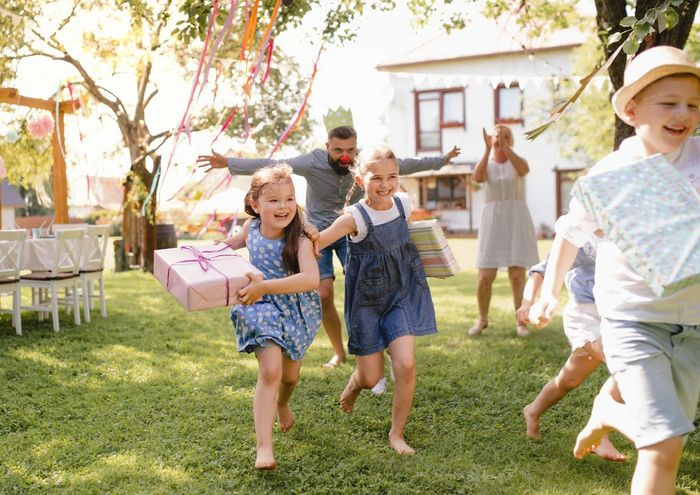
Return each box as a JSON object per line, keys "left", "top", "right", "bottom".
{"left": 140, "top": 154, "right": 160, "bottom": 273}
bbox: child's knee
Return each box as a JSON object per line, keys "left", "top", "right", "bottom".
{"left": 258, "top": 365, "right": 282, "bottom": 385}
{"left": 280, "top": 373, "right": 299, "bottom": 389}
{"left": 639, "top": 437, "right": 684, "bottom": 470}
{"left": 358, "top": 369, "right": 384, "bottom": 389}
{"left": 554, "top": 373, "right": 582, "bottom": 392}
{"left": 391, "top": 357, "right": 416, "bottom": 380}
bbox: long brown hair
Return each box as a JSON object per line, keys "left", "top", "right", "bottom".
{"left": 244, "top": 164, "right": 306, "bottom": 273}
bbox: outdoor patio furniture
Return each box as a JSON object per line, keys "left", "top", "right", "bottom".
{"left": 20, "top": 229, "right": 84, "bottom": 332}
{"left": 0, "top": 229, "right": 27, "bottom": 335}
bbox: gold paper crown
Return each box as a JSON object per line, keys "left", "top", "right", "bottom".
{"left": 323, "top": 106, "right": 354, "bottom": 133}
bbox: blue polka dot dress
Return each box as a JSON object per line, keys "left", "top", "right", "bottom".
{"left": 231, "top": 219, "right": 321, "bottom": 361}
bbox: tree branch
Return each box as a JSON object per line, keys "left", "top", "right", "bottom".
{"left": 143, "top": 89, "right": 159, "bottom": 110}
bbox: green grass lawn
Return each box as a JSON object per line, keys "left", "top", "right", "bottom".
{"left": 1, "top": 240, "right": 698, "bottom": 494}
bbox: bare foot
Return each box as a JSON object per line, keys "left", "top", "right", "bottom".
{"left": 468, "top": 319, "right": 488, "bottom": 337}
{"left": 522, "top": 404, "right": 541, "bottom": 439}
{"left": 277, "top": 404, "right": 295, "bottom": 432}
{"left": 255, "top": 447, "right": 277, "bottom": 470}
{"left": 573, "top": 395, "right": 612, "bottom": 459}
{"left": 516, "top": 324, "right": 531, "bottom": 337}
{"left": 323, "top": 354, "right": 346, "bottom": 369}
{"left": 339, "top": 381, "right": 361, "bottom": 413}
{"left": 592, "top": 434, "right": 627, "bottom": 462}
{"left": 389, "top": 433, "right": 416, "bottom": 455}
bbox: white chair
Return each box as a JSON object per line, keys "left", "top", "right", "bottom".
{"left": 20, "top": 229, "right": 84, "bottom": 332}
{"left": 78, "top": 225, "right": 110, "bottom": 322}
{"left": 0, "top": 230, "right": 27, "bottom": 335}
{"left": 52, "top": 223, "right": 88, "bottom": 234}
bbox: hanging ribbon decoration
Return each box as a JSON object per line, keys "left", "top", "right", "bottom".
{"left": 261, "top": 37, "right": 274, "bottom": 85}
{"left": 141, "top": 161, "right": 162, "bottom": 216}
{"left": 66, "top": 81, "right": 96, "bottom": 205}
{"left": 160, "top": 0, "right": 220, "bottom": 193}
{"left": 268, "top": 44, "right": 323, "bottom": 158}
{"left": 197, "top": 0, "right": 240, "bottom": 102}
{"left": 239, "top": 0, "right": 259, "bottom": 62}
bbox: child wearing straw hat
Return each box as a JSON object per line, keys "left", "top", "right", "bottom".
{"left": 529, "top": 45, "right": 700, "bottom": 495}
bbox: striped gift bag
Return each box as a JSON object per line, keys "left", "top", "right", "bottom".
{"left": 407, "top": 219, "right": 459, "bottom": 278}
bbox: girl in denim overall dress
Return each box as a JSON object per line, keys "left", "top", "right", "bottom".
{"left": 319, "top": 147, "right": 437, "bottom": 455}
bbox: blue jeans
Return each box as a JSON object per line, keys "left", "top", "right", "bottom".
{"left": 318, "top": 236, "right": 348, "bottom": 280}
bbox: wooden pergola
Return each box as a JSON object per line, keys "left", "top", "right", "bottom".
{"left": 0, "top": 87, "right": 81, "bottom": 224}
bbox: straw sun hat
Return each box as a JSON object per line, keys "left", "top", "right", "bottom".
{"left": 611, "top": 45, "right": 700, "bottom": 122}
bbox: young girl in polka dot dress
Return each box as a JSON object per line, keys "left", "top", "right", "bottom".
{"left": 220, "top": 164, "right": 321, "bottom": 470}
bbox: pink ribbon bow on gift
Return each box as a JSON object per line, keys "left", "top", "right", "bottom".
{"left": 166, "top": 245, "right": 241, "bottom": 306}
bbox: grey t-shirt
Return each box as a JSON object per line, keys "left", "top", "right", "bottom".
{"left": 227, "top": 149, "right": 447, "bottom": 230}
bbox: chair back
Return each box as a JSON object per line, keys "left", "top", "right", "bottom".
{"left": 52, "top": 229, "right": 85, "bottom": 275}
{"left": 82, "top": 225, "right": 110, "bottom": 271}
{"left": 0, "top": 229, "right": 27, "bottom": 279}
{"left": 53, "top": 223, "right": 88, "bottom": 234}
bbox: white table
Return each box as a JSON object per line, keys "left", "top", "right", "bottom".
{"left": 22, "top": 237, "right": 100, "bottom": 272}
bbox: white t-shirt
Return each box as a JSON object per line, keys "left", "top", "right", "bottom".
{"left": 555, "top": 135, "right": 700, "bottom": 324}
{"left": 347, "top": 193, "right": 413, "bottom": 243}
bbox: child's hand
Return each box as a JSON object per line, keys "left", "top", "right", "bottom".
{"left": 302, "top": 223, "right": 321, "bottom": 258}
{"left": 215, "top": 237, "right": 235, "bottom": 248}
{"left": 196, "top": 149, "right": 227, "bottom": 173}
{"left": 528, "top": 297, "right": 558, "bottom": 328}
{"left": 238, "top": 272, "right": 265, "bottom": 305}
{"left": 516, "top": 302, "right": 532, "bottom": 325}
{"left": 482, "top": 128, "right": 492, "bottom": 149}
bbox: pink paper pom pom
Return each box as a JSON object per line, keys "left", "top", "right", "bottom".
{"left": 28, "top": 114, "right": 55, "bottom": 139}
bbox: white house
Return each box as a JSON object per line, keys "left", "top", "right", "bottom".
{"left": 1, "top": 179, "right": 26, "bottom": 229}
{"left": 377, "top": 18, "right": 594, "bottom": 235}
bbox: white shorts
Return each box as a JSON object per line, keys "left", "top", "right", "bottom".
{"left": 602, "top": 318, "right": 700, "bottom": 449}
{"left": 562, "top": 301, "right": 601, "bottom": 351}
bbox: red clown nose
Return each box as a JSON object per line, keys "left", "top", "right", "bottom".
{"left": 339, "top": 155, "right": 350, "bottom": 165}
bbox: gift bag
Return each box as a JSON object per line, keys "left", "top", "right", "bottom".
{"left": 572, "top": 154, "right": 700, "bottom": 296}
{"left": 408, "top": 219, "right": 459, "bottom": 278}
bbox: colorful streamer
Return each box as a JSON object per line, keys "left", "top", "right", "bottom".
{"left": 161, "top": 0, "right": 220, "bottom": 191}
{"left": 267, "top": 44, "right": 323, "bottom": 158}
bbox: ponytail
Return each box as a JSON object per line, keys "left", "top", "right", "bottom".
{"left": 344, "top": 181, "right": 358, "bottom": 209}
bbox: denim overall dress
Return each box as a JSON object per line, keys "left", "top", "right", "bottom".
{"left": 344, "top": 197, "right": 437, "bottom": 356}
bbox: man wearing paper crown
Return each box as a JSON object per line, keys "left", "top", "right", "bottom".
{"left": 528, "top": 46, "right": 700, "bottom": 495}
{"left": 198, "top": 106, "right": 460, "bottom": 368}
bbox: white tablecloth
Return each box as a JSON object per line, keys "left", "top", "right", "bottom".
{"left": 22, "top": 237, "right": 100, "bottom": 272}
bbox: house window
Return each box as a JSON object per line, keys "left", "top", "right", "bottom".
{"left": 555, "top": 168, "right": 587, "bottom": 217}
{"left": 415, "top": 88, "right": 465, "bottom": 152}
{"left": 421, "top": 176, "right": 467, "bottom": 209}
{"left": 495, "top": 83, "right": 523, "bottom": 124}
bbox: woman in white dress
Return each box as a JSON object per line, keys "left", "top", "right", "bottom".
{"left": 469, "top": 124, "right": 538, "bottom": 337}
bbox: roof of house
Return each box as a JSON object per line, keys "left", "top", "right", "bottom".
{"left": 405, "top": 163, "right": 475, "bottom": 177}
{"left": 70, "top": 176, "right": 124, "bottom": 209}
{"left": 377, "top": 17, "right": 587, "bottom": 71}
{"left": 1, "top": 179, "right": 26, "bottom": 207}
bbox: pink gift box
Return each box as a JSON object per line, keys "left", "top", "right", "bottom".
{"left": 154, "top": 244, "right": 262, "bottom": 311}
